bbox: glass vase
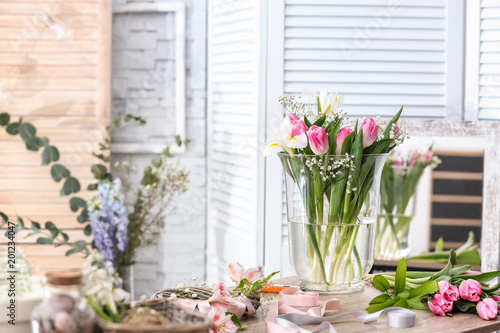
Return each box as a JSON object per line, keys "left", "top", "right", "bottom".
{"left": 280, "top": 153, "right": 388, "bottom": 293}
{"left": 375, "top": 165, "right": 419, "bottom": 260}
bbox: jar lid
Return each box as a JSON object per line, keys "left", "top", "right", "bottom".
{"left": 43, "top": 269, "right": 83, "bottom": 286}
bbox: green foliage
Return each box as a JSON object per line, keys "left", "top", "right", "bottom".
{"left": 42, "top": 146, "right": 60, "bottom": 165}
{"left": 69, "top": 197, "right": 87, "bottom": 212}
{"left": 19, "top": 123, "right": 36, "bottom": 140}
{"left": 91, "top": 164, "right": 110, "bottom": 180}
{"left": 51, "top": 164, "right": 70, "bottom": 182}
{"left": 0, "top": 112, "right": 10, "bottom": 126}
{"left": 61, "top": 177, "right": 81, "bottom": 196}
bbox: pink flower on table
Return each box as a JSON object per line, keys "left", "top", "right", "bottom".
{"left": 307, "top": 125, "right": 329, "bottom": 155}
{"left": 243, "top": 268, "right": 262, "bottom": 283}
{"left": 459, "top": 279, "right": 482, "bottom": 302}
{"left": 438, "top": 281, "right": 460, "bottom": 301}
{"left": 392, "top": 156, "right": 405, "bottom": 166}
{"left": 359, "top": 117, "right": 378, "bottom": 148}
{"left": 428, "top": 294, "right": 453, "bottom": 316}
{"left": 477, "top": 298, "right": 498, "bottom": 320}
{"left": 420, "top": 150, "right": 433, "bottom": 163}
{"left": 409, "top": 151, "right": 420, "bottom": 168}
{"left": 208, "top": 307, "right": 239, "bottom": 333}
{"left": 208, "top": 281, "right": 234, "bottom": 305}
{"left": 225, "top": 263, "right": 245, "bottom": 284}
{"left": 336, "top": 128, "right": 352, "bottom": 155}
{"left": 491, "top": 295, "right": 500, "bottom": 303}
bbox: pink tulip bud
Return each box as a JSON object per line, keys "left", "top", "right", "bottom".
{"left": 243, "top": 268, "right": 262, "bottom": 283}
{"left": 477, "top": 298, "right": 498, "bottom": 320}
{"left": 392, "top": 156, "right": 405, "bottom": 166}
{"left": 459, "top": 279, "right": 482, "bottom": 302}
{"left": 287, "top": 114, "right": 299, "bottom": 122}
{"left": 428, "top": 293, "right": 453, "bottom": 316}
{"left": 359, "top": 117, "right": 378, "bottom": 148}
{"left": 420, "top": 150, "right": 433, "bottom": 163}
{"left": 438, "top": 281, "right": 460, "bottom": 301}
{"left": 307, "top": 125, "right": 329, "bottom": 155}
{"left": 224, "top": 262, "right": 244, "bottom": 284}
{"left": 491, "top": 295, "right": 500, "bottom": 303}
{"left": 409, "top": 151, "right": 420, "bottom": 168}
{"left": 336, "top": 128, "right": 352, "bottom": 155}
{"left": 290, "top": 119, "right": 307, "bottom": 137}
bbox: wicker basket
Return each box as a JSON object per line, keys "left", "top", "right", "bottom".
{"left": 151, "top": 287, "right": 260, "bottom": 318}
{"left": 98, "top": 299, "right": 212, "bottom": 333}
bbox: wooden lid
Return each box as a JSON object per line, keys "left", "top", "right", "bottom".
{"left": 43, "top": 269, "right": 83, "bottom": 286}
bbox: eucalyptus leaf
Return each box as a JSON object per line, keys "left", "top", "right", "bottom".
{"left": 91, "top": 164, "right": 108, "bottom": 180}
{"left": 36, "top": 237, "right": 53, "bottom": 244}
{"left": 45, "top": 221, "right": 58, "bottom": 238}
{"left": 0, "top": 212, "right": 8, "bottom": 223}
{"left": 42, "top": 146, "right": 60, "bottom": 165}
{"left": 19, "top": 123, "right": 36, "bottom": 140}
{"left": 65, "top": 249, "right": 80, "bottom": 256}
{"left": 77, "top": 208, "right": 89, "bottom": 223}
{"left": 73, "top": 240, "right": 87, "bottom": 251}
{"left": 25, "top": 137, "right": 44, "bottom": 151}
{"left": 83, "top": 224, "right": 92, "bottom": 236}
{"left": 6, "top": 122, "right": 20, "bottom": 135}
{"left": 61, "top": 177, "right": 81, "bottom": 196}
{"left": 16, "top": 216, "right": 24, "bottom": 228}
{"left": 31, "top": 220, "right": 41, "bottom": 231}
{"left": 61, "top": 232, "right": 69, "bottom": 242}
{"left": 51, "top": 164, "right": 70, "bottom": 182}
{"left": 0, "top": 112, "right": 10, "bottom": 126}
{"left": 69, "top": 197, "right": 87, "bottom": 212}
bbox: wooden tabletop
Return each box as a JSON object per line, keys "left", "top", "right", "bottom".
{"left": 243, "top": 277, "right": 500, "bottom": 333}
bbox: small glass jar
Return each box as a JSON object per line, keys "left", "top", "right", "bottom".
{"left": 31, "top": 269, "right": 95, "bottom": 333}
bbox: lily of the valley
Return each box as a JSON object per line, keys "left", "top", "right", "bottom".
{"left": 264, "top": 115, "right": 307, "bottom": 155}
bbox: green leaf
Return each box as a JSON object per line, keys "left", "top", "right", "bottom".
{"left": 36, "top": 237, "right": 53, "bottom": 244}
{"left": 61, "top": 177, "right": 81, "bottom": 196}
{"left": 73, "top": 240, "right": 87, "bottom": 251}
{"left": 430, "top": 250, "right": 457, "bottom": 281}
{"left": 407, "top": 299, "right": 427, "bottom": 310}
{"left": 19, "top": 123, "right": 36, "bottom": 140}
{"left": 455, "top": 301, "right": 477, "bottom": 313}
{"left": 175, "top": 135, "right": 182, "bottom": 147}
{"left": 69, "top": 197, "right": 87, "bottom": 212}
{"left": 24, "top": 137, "right": 44, "bottom": 151}
{"left": 373, "top": 275, "right": 391, "bottom": 292}
{"left": 65, "top": 249, "right": 81, "bottom": 256}
{"left": 16, "top": 216, "right": 24, "bottom": 228}
{"left": 0, "top": 112, "right": 10, "bottom": 126}
{"left": 6, "top": 122, "right": 20, "bottom": 135}
{"left": 42, "top": 146, "right": 60, "bottom": 165}
{"left": 393, "top": 299, "right": 409, "bottom": 309}
{"left": 61, "top": 232, "right": 69, "bottom": 242}
{"left": 369, "top": 294, "right": 392, "bottom": 305}
{"left": 31, "top": 220, "right": 41, "bottom": 231}
{"left": 304, "top": 115, "right": 312, "bottom": 128}
{"left": 87, "top": 183, "right": 98, "bottom": 191}
{"left": 365, "top": 299, "right": 397, "bottom": 313}
{"left": 77, "top": 208, "right": 89, "bottom": 223}
{"left": 461, "top": 270, "right": 500, "bottom": 283}
{"left": 83, "top": 224, "right": 92, "bottom": 236}
{"left": 0, "top": 212, "right": 8, "bottom": 223}
{"left": 312, "top": 114, "right": 326, "bottom": 127}
{"left": 45, "top": 221, "right": 59, "bottom": 238}
{"left": 394, "top": 258, "right": 407, "bottom": 295}
{"left": 408, "top": 281, "right": 439, "bottom": 299}
{"left": 226, "top": 312, "right": 242, "bottom": 330}
{"left": 91, "top": 164, "right": 108, "bottom": 180}
{"left": 51, "top": 164, "right": 70, "bottom": 182}
{"left": 435, "top": 237, "right": 444, "bottom": 252}
{"left": 457, "top": 250, "right": 481, "bottom": 266}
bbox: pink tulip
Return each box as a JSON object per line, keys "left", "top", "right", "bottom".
{"left": 477, "top": 298, "right": 498, "bottom": 320}
{"left": 420, "top": 150, "right": 433, "bottom": 163}
{"left": 307, "top": 125, "right": 329, "bottom": 155}
{"left": 243, "top": 268, "right": 262, "bottom": 283}
{"left": 428, "top": 294, "right": 453, "bottom": 316}
{"left": 336, "top": 128, "right": 352, "bottom": 155}
{"left": 409, "top": 151, "right": 420, "bottom": 168}
{"left": 438, "top": 281, "right": 460, "bottom": 301}
{"left": 459, "top": 279, "right": 482, "bottom": 302}
{"left": 225, "top": 262, "right": 244, "bottom": 284}
{"left": 287, "top": 113, "right": 299, "bottom": 122}
{"left": 392, "top": 156, "right": 405, "bottom": 166}
{"left": 491, "top": 295, "right": 500, "bottom": 303}
{"left": 208, "top": 307, "right": 239, "bottom": 333}
{"left": 359, "top": 117, "right": 378, "bottom": 148}
{"left": 290, "top": 119, "right": 307, "bottom": 137}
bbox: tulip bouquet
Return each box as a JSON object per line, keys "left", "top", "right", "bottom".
{"left": 265, "top": 89, "right": 406, "bottom": 289}
{"left": 366, "top": 250, "right": 500, "bottom": 321}
{"left": 375, "top": 148, "right": 441, "bottom": 259}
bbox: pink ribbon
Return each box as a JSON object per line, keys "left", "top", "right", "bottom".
{"left": 265, "top": 287, "right": 415, "bottom": 333}
{"left": 177, "top": 296, "right": 255, "bottom": 319}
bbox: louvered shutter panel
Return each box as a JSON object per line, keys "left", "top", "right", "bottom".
{"left": 207, "top": 0, "right": 264, "bottom": 281}
{"left": 283, "top": 0, "right": 448, "bottom": 117}
{"left": 479, "top": 0, "right": 500, "bottom": 120}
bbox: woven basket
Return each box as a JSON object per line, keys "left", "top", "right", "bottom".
{"left": 151, "top": 287, "right": 260, "bottom": 318}
{"left": 98, "top": 299, "right": 212, "bottom": 333}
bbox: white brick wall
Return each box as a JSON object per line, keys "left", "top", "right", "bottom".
{"left": 110, "top": 0, "right": 207, "bottom": 299}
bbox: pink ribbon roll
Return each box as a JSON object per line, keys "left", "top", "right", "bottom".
{"left": 266, "top": 287, "right": 415, "bottom": 333}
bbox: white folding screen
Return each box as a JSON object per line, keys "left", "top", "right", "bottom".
{"left": 206, "top": 0, "right": 266, "bottom": 281}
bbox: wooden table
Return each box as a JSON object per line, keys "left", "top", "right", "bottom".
{"left": 243, "top": 277, "right": 500, "bottom": 333}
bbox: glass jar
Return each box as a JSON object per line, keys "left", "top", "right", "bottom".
{"left": 31, "top": 269, "right": 95, "bottom": 333}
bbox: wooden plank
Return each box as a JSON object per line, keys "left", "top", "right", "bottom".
{"left": 431, "top": 218, "right": 482, "bottom": 226}
{"left": 432, "top": 195, "right": 483, "bottom": 204}
{"left": 26, "top": 256, "right": 86, "bottom": 269}
{"left": 0, "top": 3, "right": 98, "bottom": 15}
{"left": 0, "top": 15, "right": 98, "bottom": 28}
{"left": 0, "top": 52, "right": 97, "bottom": 65}
{"left": 0, "top": 229, "right": 90, "bottom": 245}
{"left": 432, "top": 171, "right": 483, "bottom": 180}
{"left": 0, "top": 65, "right": 97, "bottom": 77}
{"left": 0, "top": 165, "right": 94, "bottom": 178}
{"left": 0, "top": 190, "right": 94, "bottom": 203}
{"left": 3, "top": 77, "right": 96, "bottom": 91}
{"left": 6, "top": 102, "right": 96, "bottom": 116}
{"left": 0, "top": 152, "right": 98, "bottom": 166}
{"left": 22, "top": 244, "right": 92, "bottom": 257}
{"left": 0, "top": 140, "right": 99, "bottom": 153}
{"left": 0, "top": 215, "right": 87, "bottom": 229}
{"left": 8, "top": 91, "right": 97, "bottom": 105}
{"left": 4, "top": 40, "right": 97, "bottom": 53}
{"left": 0, "top": 204, "right": 74, "bottom": 216}
{"left": 0, "top": 178, "right": 95, "bottom": 190}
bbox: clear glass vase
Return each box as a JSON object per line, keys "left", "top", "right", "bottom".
{"left": 280, "top": 153, "right": 388, "bottom": 293}
{"left": 375, "top": 165, "right": 419, "bottom": 260}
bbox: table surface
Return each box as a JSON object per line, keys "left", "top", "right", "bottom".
{"left": 243, "top": 277, "right": 500, "bottom": 333}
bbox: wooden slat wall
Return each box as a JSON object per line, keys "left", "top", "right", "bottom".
{"left": 429, "top": 150, "right": 484, "bottom": 250}
{"left": 0, "top": 0, "right": 109, "bottom": 273}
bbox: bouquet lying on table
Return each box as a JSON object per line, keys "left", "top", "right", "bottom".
{"left": 365, "top": 250, "right": 500, "bottom": 320}
{"left": 151, "top": 263, "right": 278, "bottom": 333}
